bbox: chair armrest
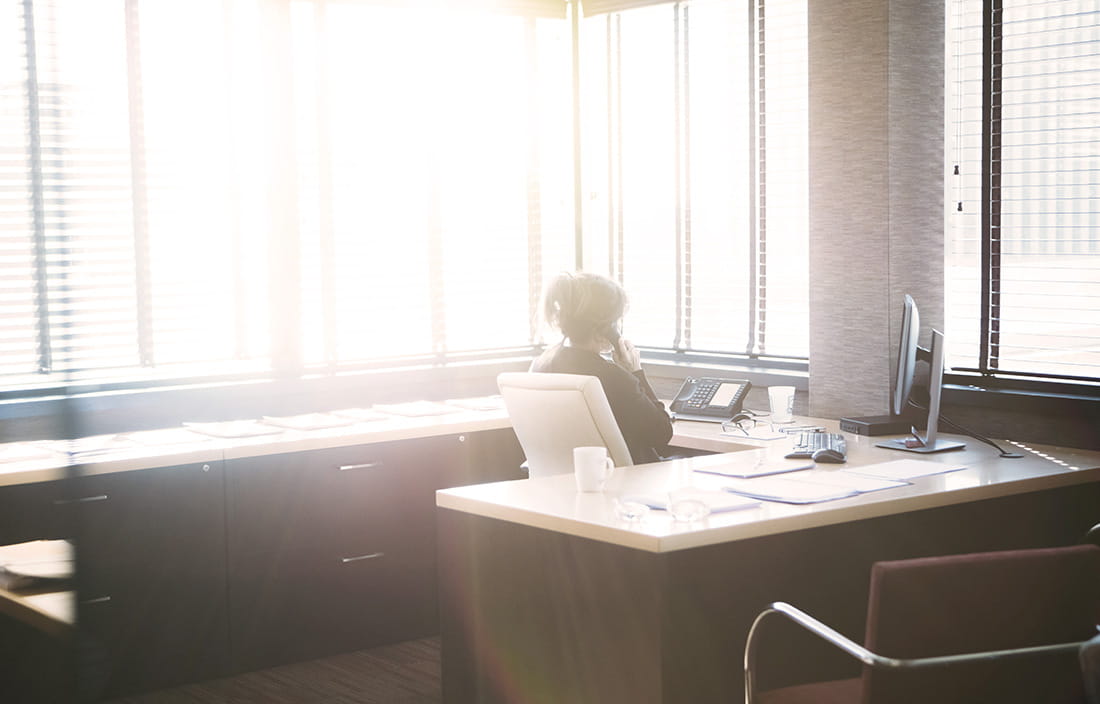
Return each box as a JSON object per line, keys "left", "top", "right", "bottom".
{"left": 1081, "top": 632, "right": 1100, "bottom": 704}
{"left": 745, "top": 601, "right": 1089, "bottom": 704}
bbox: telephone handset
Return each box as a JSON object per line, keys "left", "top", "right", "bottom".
{"left": 670, "top": 377, "right": 752, "bottom": 422}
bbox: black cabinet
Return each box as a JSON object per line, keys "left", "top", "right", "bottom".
{"left": 0, "top": 479, "right": 67, "bottom": 545}
{"left": 73, "top": 461, "right": 228, "bottom": 699}
{"left": 0, "top": 424, "right": 527, "bottom": 696}
{"left": 226, "top": 436, "right": 454, "bottom": 671}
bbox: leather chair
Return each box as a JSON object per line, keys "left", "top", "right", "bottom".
{"left": 745, "top": 544, "right": 1100, "bottom": 704}
{"left": 496, "top": 372, "right": 632, "bottom": 478}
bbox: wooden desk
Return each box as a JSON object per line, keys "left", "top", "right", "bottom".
{"left": 436, "top": 419, "right": 1100, "bottom": 703}
{"left": 0, "top": 541, "right": 73, "bottom": 640}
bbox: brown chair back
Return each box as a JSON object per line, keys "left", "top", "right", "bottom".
{"left": 862, "top": 544, "right": 1100, "bottom": 704}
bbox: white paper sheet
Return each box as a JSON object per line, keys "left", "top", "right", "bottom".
{"left": 846, "top": 459, "right": 966, "bottom": 481}
{"left": 724, "top": 476, "right": 859, "bottom": 504}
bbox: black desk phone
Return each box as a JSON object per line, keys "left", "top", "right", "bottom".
{"left": 669, "top": 377, "right": 752, "bottom": 422}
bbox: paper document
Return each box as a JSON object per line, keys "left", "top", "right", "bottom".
{"left": 373, "top": 401, "right": 464, "bottom": 417}
{"left": 846, "top": 459, "right": 966, "bottom": 482}
{"left": 692, "top": 451, "right": 814, "bottom": 479}
{"left": 626, "top": 488, "right": 760, "bottom": 513}
{"left": 183, "top": 420, "right": 285, "bottom": 439}
{"left": 44, "top": 434, "right": 138, "bottom": 458}
{"left": 446, "top": 396, "right": 506, "bottom": 412}
{"left": 724, "top": 476, "right": 860, "bottom": 504}
{"left": 786, "top": 470, "right": 909, "bottom": 493}
{"left": 125, "top": 427, "right": 217, "bottom": 446}
{"left": 724, "top": 468, "right": 911, "bottom": 505}
{"left": 260, "top": 413, "right": 357, "bottom": 431}
{"left": 331, "top": 407, "right": 391, "bottom": 422}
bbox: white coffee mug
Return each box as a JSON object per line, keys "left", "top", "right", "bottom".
{"left": 574, "top": 446, "right": 613, "bottom": 492}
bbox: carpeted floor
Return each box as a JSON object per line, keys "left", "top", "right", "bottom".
{"left": 103, "top": 637, "right": 441, "bottom": 704}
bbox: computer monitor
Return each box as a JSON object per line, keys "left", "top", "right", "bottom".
{"left": 876, "top": 295, "right": 964, "bottom": 454}
{"left": 891, "top": 294, "right": 920, "bottom": 416}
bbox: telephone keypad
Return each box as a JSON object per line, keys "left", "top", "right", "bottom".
{"left": 686, "top": 379, "right": 719, "bottom": 408}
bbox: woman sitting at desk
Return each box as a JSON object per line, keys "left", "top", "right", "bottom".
{"left": 530, "top": 271, "right": 673, "bottom": 464}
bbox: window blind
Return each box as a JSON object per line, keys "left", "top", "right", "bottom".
{"left": 2, "top": 0, "right": 270, "bottom": 389}
{"left": 947, "top": 0, "right": 1100, "bottom": 382}
{"left": 578, "top": 0, "right": 808, "bottom": 358}
{"left": 289, "top": 2, "right": 574, "bottom": 366}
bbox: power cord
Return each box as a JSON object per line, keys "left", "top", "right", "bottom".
{"left": 907, "top": 399, "right": 1024, "bottom": 458}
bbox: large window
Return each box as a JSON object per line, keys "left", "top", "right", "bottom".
{"left": 579, "top": 0, "right": 808, "bottom": 359}
{"left": 947, "top": 0, "right": 1100, "bottom": 384}
{"left": 2, "top": 0, "right": 808, "bottom": 395}
{"left": 1, "top": 0, "right": 272, "bottom": 387}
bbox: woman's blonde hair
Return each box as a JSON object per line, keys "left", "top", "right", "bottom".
{"left": 540, "top": 271, "right": 627, "bottom": 345}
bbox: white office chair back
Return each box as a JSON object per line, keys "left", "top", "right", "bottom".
{"left": 497, "top": 372, "right": 633, "bottom": 478}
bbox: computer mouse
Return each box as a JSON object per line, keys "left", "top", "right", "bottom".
{"left": 812, "top": 448, "right": 846, "bottom": 463}
{"left": 729, "top": 411, "right": 754, "bottom": 424}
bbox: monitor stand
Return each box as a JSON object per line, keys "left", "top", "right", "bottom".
{"left": 876, "top": 329, "right": 965, "bottom": 454}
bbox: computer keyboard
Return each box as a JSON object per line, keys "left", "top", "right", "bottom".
{"left": 785, "top": 431, "right": 848, "bottom": 463}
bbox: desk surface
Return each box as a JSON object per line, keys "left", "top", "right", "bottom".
{"left": 436, "top": 417, "right": 1100, "bottom": 553}
{"left": 0, "top": 399, "right": 512, "bottom": 487}
{"left": 0, "top": 540, "right": 73, "bottom": 639}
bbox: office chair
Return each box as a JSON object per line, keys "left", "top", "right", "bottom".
{"left": 744, "top": 544, "right": 1100, "bottom": 704}
{"left": 496, "top": 372, "right": 632, "bottom": 478}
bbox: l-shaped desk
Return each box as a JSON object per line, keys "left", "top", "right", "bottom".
{"left": 436, "top": 418, "right": 1100, "bottom": 704}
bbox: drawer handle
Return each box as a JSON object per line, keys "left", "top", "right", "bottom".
{"left": 53, "top": 494, "right": 109, "bottom": 505}
{"left": 82, "top": 596, "right": 112, "bottom": 605}
{"left": 341, "top": 552, "right": 385, "bottom": 563}
{"left": 338, "top": 462, "right": 381, "bottom": 472}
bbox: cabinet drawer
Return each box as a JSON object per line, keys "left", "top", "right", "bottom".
{"left": 0, "top": 479, "right": 66, "bottom": 545}
{"left": 71, "top": 462, "right": 225, "bottom": 569}
{"left": 227, "top": 438, "right": 449, "bottom": 557}
{"left": 80, "top": 561, "right": 228, "bottom": 698}
{"left": 228, "top": 543, "right": 437, "bottom": 671}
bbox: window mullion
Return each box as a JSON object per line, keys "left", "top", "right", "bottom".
{"left": 22, "top": 0, "right": 51, "bottom": 374}
{"left": 608, "top": 14, "right": 624, "bottom": 279}
{"left": 980, "top": 0, "right": 1002, "bottom": 375}
{"left": 746, "top": 0, "right": 763, "bottom": 356}
{"left": 125, "top": 0, "right": 154, "bottom": 367}
{"left": 314, "top": 0, "right": 337, "bottom": 370}
{"left": 526, "top": 16, "right": 543, "bottom": 344}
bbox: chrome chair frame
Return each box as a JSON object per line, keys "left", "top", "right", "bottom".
{"left": 744, "top": 601, "right": 1100, "bottom": 704}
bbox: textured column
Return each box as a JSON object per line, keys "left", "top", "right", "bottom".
{"left": 807, "top": 0, "right": 944, "bottom": 418}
